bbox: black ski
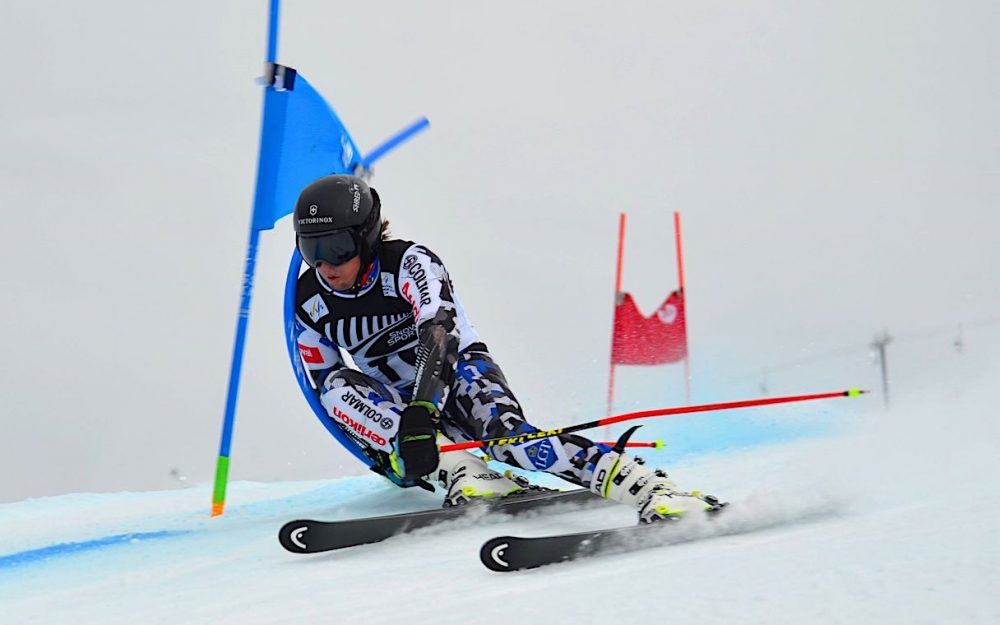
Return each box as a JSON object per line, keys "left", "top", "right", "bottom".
{"left": 279, "top": 488, "right": 603, "bottom": 554}
{"left": 481, "top": 511, "right": 726, "bottom": 572}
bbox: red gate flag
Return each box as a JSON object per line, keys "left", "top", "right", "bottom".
{"left": 611, "top": 288, "right": 687, "bottom": 364}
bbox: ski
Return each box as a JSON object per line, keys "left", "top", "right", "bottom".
{"left": 279, "top": 488, "right": 604, "bottom": 554}
{"left": 481, "top": 510, "right": 725, "bottom": 572}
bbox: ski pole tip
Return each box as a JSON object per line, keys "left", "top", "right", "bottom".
{"left": 846, "top": 388, "right": 867, "bottom": 397}
{"left": 211, "top": 502, "right": 225, "bottom": 517}
{"left": 653, "top": 439, "right": 666, "bottom": 449}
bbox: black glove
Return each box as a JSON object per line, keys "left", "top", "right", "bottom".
{"left": 392, "top": 403, "right": 439, "bottom": 480}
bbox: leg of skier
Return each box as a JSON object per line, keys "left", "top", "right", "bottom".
{"left": 441, "top": 350, "right": 724, "bottom": 523}
{"left": 320, "top": 369, "right": 523, "bottom": 505}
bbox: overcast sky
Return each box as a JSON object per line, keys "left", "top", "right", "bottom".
{"left": 1, "top": 1, "right": 997, "bottom": 502}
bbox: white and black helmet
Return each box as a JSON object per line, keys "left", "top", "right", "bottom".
{"left": 293, "top": 174, "right": 382, "bottom": 269}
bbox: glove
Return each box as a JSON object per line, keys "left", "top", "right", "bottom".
{"left": 392, "top": 403, "right": 440, "bottom": 480}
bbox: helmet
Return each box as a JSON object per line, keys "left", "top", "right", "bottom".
{"left": 293, "top": 175, "right": 382, "bottom": 270}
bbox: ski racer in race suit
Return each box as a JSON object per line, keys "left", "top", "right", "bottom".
{"left": 293, "top": 175, "right": 721, "bottom": 522}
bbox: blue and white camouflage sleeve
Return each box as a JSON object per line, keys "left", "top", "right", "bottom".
{"left": 294, "top": 315, "right": 346, "bottom": 391}
{"left": 398, "top": 244, "right": 462, "bottom": 412}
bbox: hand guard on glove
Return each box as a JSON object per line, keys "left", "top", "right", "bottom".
{"left": 391, "top": 403, "right": 440, "bottom": 480}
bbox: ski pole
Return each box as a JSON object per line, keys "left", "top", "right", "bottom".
{"left": 443, "top": 439, "right": 665, "bottom": 454}
{"left": 439, "top": 388, "right": 866, "bottom": 452}
{"left": 601, "top": 440, "right": 663, "bottom": 449}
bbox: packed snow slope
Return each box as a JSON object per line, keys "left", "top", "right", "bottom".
{"left": 2, "top": 376, "right": 997, "bottom": 625}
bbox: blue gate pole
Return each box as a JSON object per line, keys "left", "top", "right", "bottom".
{"left": 211, "top": 0, "right": 281, "bottom": 517}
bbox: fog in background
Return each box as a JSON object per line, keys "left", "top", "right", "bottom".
{"left": 1, "top": 1, "right": 997, "bottom": 503}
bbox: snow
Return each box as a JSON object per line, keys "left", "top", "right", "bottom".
{"left": 3, "top": 375, "right": 998, "bottom": 625}
{"left": 2, "top": 4, "right": 999, "bottom": 621}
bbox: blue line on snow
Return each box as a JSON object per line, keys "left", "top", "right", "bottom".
{"left": 0, "top": 530, "right": 190, "bottom": 570}
{"left": 609, "top": 410, "right": 836, "bottom": 463}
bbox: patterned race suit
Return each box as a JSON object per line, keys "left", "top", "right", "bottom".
{"left": 294, "top": 239, "right": 607, "bottom": 488}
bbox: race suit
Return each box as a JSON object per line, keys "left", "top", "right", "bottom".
{"left": 294, "top": 239, "right": 606, "bottom": 488}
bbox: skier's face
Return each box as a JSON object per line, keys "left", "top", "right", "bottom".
{"left": 316, "top": 255, "right": 361, "bottom": 291}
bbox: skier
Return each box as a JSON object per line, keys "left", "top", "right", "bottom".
{"left": 293, "top": 174, "right": 722, "bottom": 523}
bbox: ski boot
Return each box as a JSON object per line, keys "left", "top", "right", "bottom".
{"left": 590, "top": 427, "right": 726, "bottom": 523}
{"left": 435, "top": 440, "right": 525, "bottom": 507}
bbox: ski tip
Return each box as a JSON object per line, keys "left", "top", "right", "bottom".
{"left": 480, "top": 536, "right": 523, "bottom": 573}
{"left": 278, "top": 520, "right": 316, "bottom": 554}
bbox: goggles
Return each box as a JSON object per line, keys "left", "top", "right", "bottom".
{"left": 297, "top": 230, "right": 359, "bottom": 268}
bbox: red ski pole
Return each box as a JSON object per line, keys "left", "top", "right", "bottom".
{"left": 439, "top": 389, "right": 866, "bottom": 453}
{"left": 444, "top": 440, "right": 665, "bottom": 454}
